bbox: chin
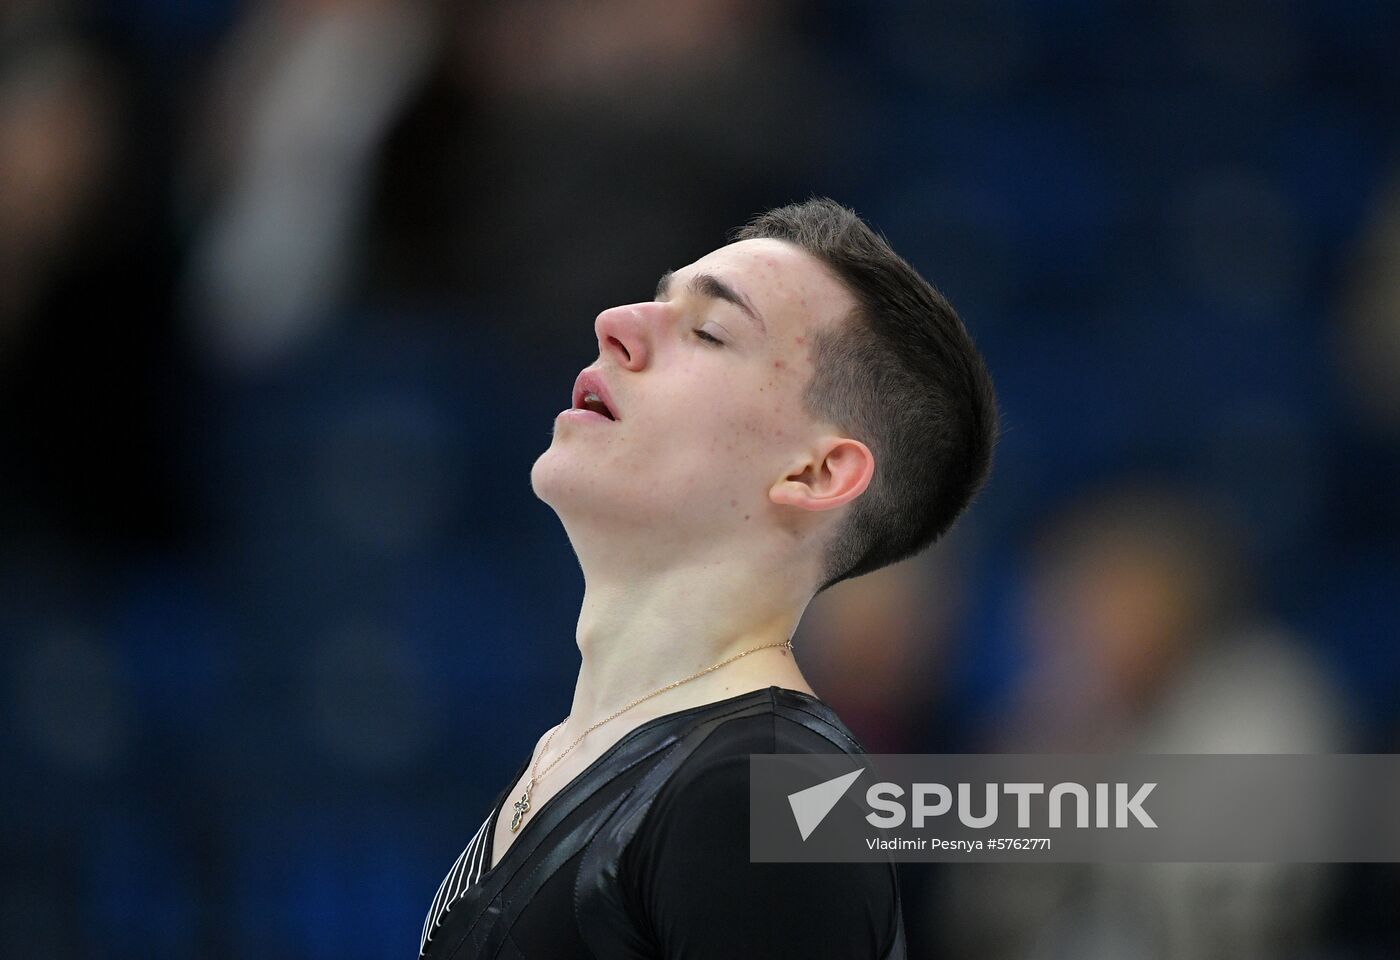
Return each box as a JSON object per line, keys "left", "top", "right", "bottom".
{"left": 529, "top": 446, "right": 592, "bottom": 509}
{"left": 531, "top": 451, "right": 652, "bottom": 528}
{"left": 529, "top": 447, "right": 563, "bottom": 504}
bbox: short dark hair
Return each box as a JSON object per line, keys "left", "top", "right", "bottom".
{"left": 732, "top": 197, "right": 1000, "bottom": 595}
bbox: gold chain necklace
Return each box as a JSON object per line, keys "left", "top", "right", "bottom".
{"left": 508, "top": 636, "right": 795, "bottom": 832}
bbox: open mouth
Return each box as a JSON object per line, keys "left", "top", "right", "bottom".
{"left": 577, "top": 392, "right": 616, "bottom": 420}
{"left": 572, "top": 370, "right": 619, "bottom": 421}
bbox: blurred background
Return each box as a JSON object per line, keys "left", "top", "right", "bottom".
{"left": 1, "top": 0, "right": 1397, "bottom": 957}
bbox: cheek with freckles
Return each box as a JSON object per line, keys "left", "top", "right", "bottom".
{"left": 708, "top": 373, "right": 810, "bottom": 490}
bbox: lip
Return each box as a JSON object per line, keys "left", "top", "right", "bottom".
{"left": 571, "top": 368, "right": 620, "bottom": 421}
{"left": 558, "top": 408, "right": 614, "bottom": 423}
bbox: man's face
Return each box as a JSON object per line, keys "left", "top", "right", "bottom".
{"left": 531, "top": 237, "right": 858, "bottom": 552}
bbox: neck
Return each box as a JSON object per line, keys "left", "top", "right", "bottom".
{"left": 560, "top": 554, "right": 818, "bottom": 742}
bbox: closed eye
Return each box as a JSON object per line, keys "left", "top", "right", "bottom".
{"left": 693, "top": 329, "right": 725, "bottom": 347}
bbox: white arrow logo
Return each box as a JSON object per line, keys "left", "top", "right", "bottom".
{"left": 787, "top": 768, "right": 864, "bottom": 841}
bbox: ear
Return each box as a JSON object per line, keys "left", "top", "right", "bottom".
{"left": 769, "top": 436, "right": 874, "bottom": 513}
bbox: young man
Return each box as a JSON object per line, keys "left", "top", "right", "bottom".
{"left": 419, "top": 198, "right": 998, "bottom": 959}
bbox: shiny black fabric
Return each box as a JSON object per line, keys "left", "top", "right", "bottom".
{"left": 420, "top": 686, "right": 906, "bottom": 959}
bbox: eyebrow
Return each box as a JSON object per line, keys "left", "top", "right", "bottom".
{"left": 655, "top": 269, "right": 768, "bottom": 337}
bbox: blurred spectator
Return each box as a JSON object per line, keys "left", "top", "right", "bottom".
{"left": 0, "top": 35, "right": 177, "bottom": 549}
{"left": 1330, "top": 161, "right": 1400, "bottom": 563}
{"left": 1338, "top": 169, "right": 1400, "bottom": 442}
{"left": 363, "top": 0, "right": 834, "bottom": 363}
{"left": 0, "top": 43, "right": 114, "bottom": 337}
{"left": 939, "top": 482, "right": 1350, "bottom": 960}
{"left": 181, "top": 0, "right": 436, "bottom": 372}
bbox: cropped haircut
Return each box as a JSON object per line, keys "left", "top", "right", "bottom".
{"left": 732, "top": 198, "right": 1000, "bottom": 595}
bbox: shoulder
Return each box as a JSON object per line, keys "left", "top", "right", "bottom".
{"left": 615, "top": 693, "right": 903, "bottom": 958}
{"left": 644, "top": 688, "right": 869, "bottom": 829}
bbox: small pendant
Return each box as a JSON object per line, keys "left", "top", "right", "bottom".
{"left": 509, "top": 789, "right": 531, "bottom": 832}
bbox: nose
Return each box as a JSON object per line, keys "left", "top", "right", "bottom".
{"left": 593, "top": 300, "right": 669, "bottom": 368}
